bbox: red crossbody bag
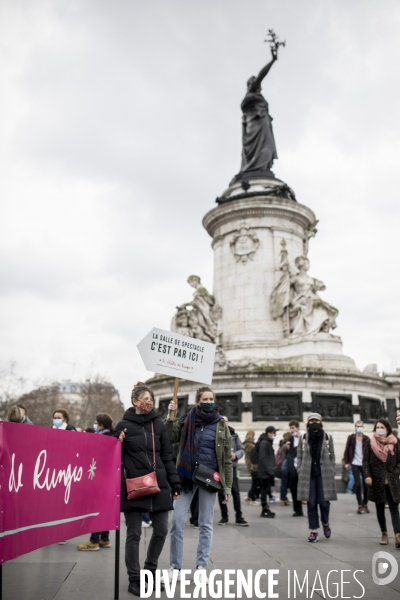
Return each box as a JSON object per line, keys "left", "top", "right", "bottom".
{"left": 124, "top": 421, "right": 160, "bottom": 500}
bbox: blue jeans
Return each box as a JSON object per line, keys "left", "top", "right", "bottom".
{"left": 142, "top": 512, "right": 151, "bottom": 524}
{"left": 308, "top": 465, "right": 330, "bottom": 530}
{"left": 170, "top": 485, "right": 217, "bottom": 569}
{"left": 346, "top": 466, "right": 355, "bottom": 493}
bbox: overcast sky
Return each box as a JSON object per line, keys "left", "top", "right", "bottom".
{"left": 1, "top": 0, "right": 399, "bottom": 406}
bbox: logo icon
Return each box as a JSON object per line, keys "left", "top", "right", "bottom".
{"left": 372, "top": 551, "right": 398, "bottom": 585}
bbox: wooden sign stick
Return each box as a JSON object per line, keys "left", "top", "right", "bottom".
{"left": 169, "top": 377, "right": 180, "bottom": 421}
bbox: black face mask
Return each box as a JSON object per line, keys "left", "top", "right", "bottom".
{"left": 309, "top": 422, "right": 322, "bottom": 432}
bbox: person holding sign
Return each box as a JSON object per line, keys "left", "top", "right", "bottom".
{"left": 164, "top": 386, "right": 232, "bottom": 585}
{"left": 115, "top": 383, "right": 181, "bottom": 597}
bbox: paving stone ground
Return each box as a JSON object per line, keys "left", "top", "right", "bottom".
{"left": 4, "top": 494, "right": 400, "bottom": 599}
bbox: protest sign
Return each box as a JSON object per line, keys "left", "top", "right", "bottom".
{"left": 0, "top": 422, "right": 121, "bottom": 563}
{"left": 137, "top": 327, "right": 216, "bottom": 385}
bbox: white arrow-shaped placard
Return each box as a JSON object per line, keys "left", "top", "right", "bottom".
{"left": 137, "top": 327, "right": 216, "bottom": 385}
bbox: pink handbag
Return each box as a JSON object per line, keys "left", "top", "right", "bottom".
{"left": 125, "top": 421, "right": 160, "bottom": 500}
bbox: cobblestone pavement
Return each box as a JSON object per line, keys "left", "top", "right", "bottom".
{"left": 4, "top": 494, "right": 400, "bottom": 599}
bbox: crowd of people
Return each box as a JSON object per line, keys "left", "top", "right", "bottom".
{"left": 6, "top": 388, "right": 400, "bottom": 595}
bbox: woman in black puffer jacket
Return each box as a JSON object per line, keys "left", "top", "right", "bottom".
{"left": 115, "top": 383, "right": 180, "bottom": 597}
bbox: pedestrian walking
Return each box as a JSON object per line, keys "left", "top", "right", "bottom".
{"left": 189, "top": 490, "right": 199, "bottom": 528}
{"left": 243, "top": 430, "right": 261, "bottom": 505}
{"left": 164, "top": 386, "right": 232, "bottom": 584}
{"left": 78, "top": 414, "right": 115, "bottom": 551}
{"left": 297, "top": 413, "right": 337, "bottom": 542}
{"left": 52, "top": 409, "right": 76, "bottom": 431}
{"left": 217, "top": 416, "right": 248, "bottom": 526}
{"left": 115, "top": 382, "right": 180, "bottom": 597}
{"left": 363, "top": 418, "right": 400, "bottom": 547}
{"left": 287, "top": 420, "right": 305, "bottom": 517}
{"left": 344, "top": 420, "right": 369, "bottom": 514}
{"left": 277, "top": 432, "right": 292, "bottom": 506}
{"left": 258, "top": 426, "right": 278, "bottom": 518}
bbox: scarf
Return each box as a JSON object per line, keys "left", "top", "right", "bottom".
{"left": 176, "top": 406, "right": 222, "bottom": 482}
{"left": 371, "top": 431, "right": 397, "bottom": 462}
{"left": 308, "top": 428, "right": 324, "bottom": 465}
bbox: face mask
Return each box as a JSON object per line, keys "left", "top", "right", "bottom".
{"left": 271, "top": 435, "right": 276, "bottom": 440}
{"left": 53, "top": 419, "right": 63, "bottom": 428}
{"left": 93, "top": 424, "right": 99, "bottom": 432}
{"left": 309, "top": 422, "right": 322, "bottom": 432}
{"left": 137, "top": 400, "right": 153, "bottom": 415}
{"left": 376, "top": 429, "right": 386, "bottom": 437}
{"left": 356, "top": 427, "right": 363, "bottom": 433}
{"left": 199, "top": 402, "right": 215, "bottom": 413}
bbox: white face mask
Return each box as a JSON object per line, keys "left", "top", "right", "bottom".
{"left": 356, "top": 427, "right": 363, "bottom": 433}
{"left": 93, "top": 424, "right": 99, "bottom": 432}
{"left": 376, "top": 429, "right": 387, "bottom": 437}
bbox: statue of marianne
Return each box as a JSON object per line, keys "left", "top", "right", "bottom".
{"left": 238, "top": 47, "right": 278, "bottom": 179}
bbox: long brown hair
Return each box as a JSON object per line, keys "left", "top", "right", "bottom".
{"left": 244, "top": 429, "right": 255, "bottom": 442}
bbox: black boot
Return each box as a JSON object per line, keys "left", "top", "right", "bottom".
{"left": 260, "top": 508, "right": 275, "bottom": 518}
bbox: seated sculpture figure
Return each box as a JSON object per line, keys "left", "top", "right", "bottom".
{"left": 271, "top": 255, "right": 338, "bottom": 337}
{"left": 171, "top": 275, "right": 221, "bottom": 344}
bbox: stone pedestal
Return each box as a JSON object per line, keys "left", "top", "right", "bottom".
{"left": 203, "top": 178, "right": 355, "bottom": 371}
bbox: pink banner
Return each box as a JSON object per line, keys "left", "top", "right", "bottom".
{"left": 0, "top": 422, "right": 121, "bottom": 562}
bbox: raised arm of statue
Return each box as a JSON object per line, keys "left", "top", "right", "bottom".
{"left": 251, "top": 50, "right": 277, "bottom": 91}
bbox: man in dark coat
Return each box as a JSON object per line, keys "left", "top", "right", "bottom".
{"left": 343, "top": 420, "right": 370, "bottom": 514}
{"left": 258, "top": 426, "right": 278, "bottom": 518}
{"left": 217, "top": 417, "right": 249, "bottom": 526}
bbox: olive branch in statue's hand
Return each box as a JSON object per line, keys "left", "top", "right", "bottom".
{"left": 264, "top": 29, "right": 286, "bottom": 59}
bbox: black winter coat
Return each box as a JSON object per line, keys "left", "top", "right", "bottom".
{"left": 114, "top": 408, "right": 180, "bottom": 513}
{"left": 363, "top": 438, "right": 400, "bottom": 504}
{"left": 343, "top": 433, "right": 369, "bottom": 465}
{"left": 258, "top": 434, "right": 276, "bottom": 480}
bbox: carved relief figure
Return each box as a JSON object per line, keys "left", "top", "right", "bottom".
{"left": 171, "top": 275, "right": 222, "bottom": 344}
{"left": 289, "top": 256, "right": 338, "bottom": 337}
{"left": 230, "top": 225, "right": 260, "bottom": 263}
{"left": 270, "top": 242, "right": 338, "bottom": 337}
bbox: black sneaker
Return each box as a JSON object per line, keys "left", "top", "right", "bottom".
{"left": 190, "top": 522, "right": 199, "bottom": 528}
{"left": 128, "top": 582, "right": 142, "bottom": 596}
{"left": 235, "top": 517, "right": 249, "bottom": 526}
{"left": 292, "top": 512, "right": 304, "bottom": 517}
{"left": 218, "top": 517, "right": 229, "bottom": 526}
{"left": 260, "top": 509, "right": 275, "bottom": 518}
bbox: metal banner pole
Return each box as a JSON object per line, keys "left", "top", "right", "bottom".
{"left": 114, "top": 529, "right": 120, "bottom": 599}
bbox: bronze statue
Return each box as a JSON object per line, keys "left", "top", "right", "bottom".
{"left": 233, "top": 30, "right": 285, "bottom": 183}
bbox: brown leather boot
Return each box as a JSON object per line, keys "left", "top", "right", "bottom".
{"left": 380, "top": 532, "right": 388, "bottom": 545}
{"left": 395, "top": 533, "right": 400, "bottom": 548}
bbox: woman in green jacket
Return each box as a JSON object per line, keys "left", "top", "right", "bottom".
{"left": 164, "top": 386, "right": 232, "bottom": 584}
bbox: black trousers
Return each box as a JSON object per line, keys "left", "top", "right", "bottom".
{"left": 351, "top": 464, "right": 368, "bottom": 506}
{"left": 124, "top": 509, "right": 169, "bottom": 583}
{"left": 190, "top": 488, "right": 199, "bottom": 524}
{"left": 218, "top": 468, "right": 242, "bottom": 519}
{"left": 260, "top": 478, "right": 273, "bottom": 509}
{"left": 248, "top": 471, "right": 261, "bottom": 501}
{"left": 290, "top": 472, "right": 303, "bottom": 514}
{"left": 375, "top": 485, "right": 400, "bottom": 534}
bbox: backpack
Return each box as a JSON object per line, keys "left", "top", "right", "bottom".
{"left": 249, "top": 441, "right": 260, "bottom": 465}
{"left": 275, "top": 446, "right": 284, "bottom": 467}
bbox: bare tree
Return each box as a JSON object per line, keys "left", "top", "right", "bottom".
{"left": 0, "top": 361, "right": 28, "bottom": 420}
